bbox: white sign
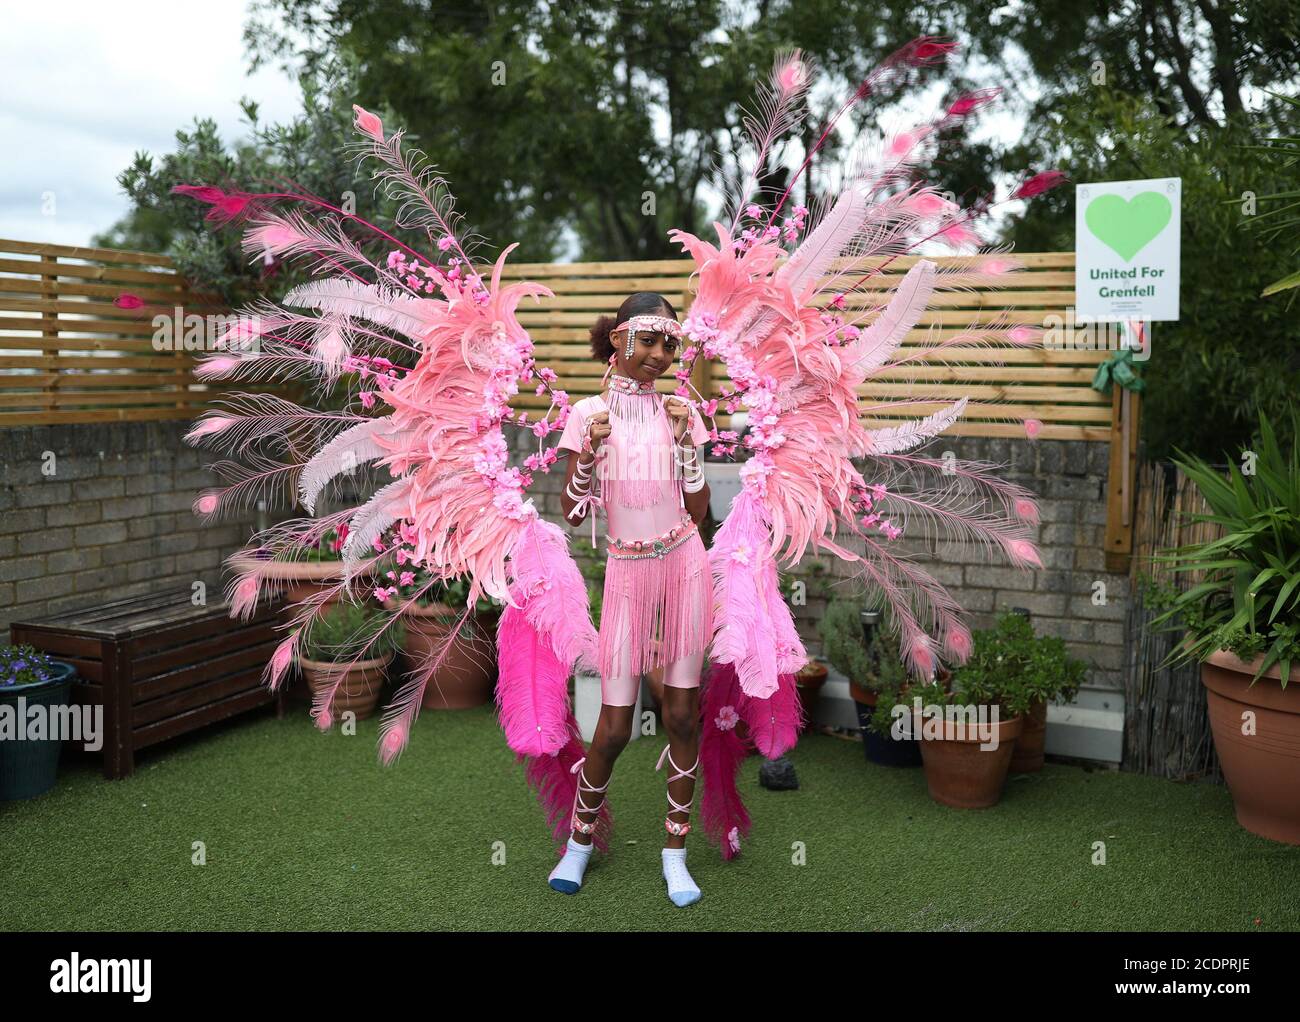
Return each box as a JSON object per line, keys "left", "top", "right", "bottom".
{"left": 1075, "top": 177, "right": 1180, "bottom": 322}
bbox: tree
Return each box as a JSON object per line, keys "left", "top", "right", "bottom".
{"left": 242, "top": 0, "right": 961, "bottom": 261}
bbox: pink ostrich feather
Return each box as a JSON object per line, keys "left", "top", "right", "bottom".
{"left": 520, "top": 722, "right": 613, "bottom": 856}
{"left": 699, "top": 661, "right": 753, "bottom": 860}
{"left": 495, "top": 604, "right": 573, "bottom": 757}
{"left": 740, "top": 673, "right": 805, "bottom": 760}
{"left": 707, "top": 489, "right": 782, "bottom": 699}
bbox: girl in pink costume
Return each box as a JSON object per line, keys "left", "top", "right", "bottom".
{"left": 549, "top": 291, "right": 713, "bottom": 906}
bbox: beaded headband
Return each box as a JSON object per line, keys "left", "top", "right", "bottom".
{"left": 611, "top": 314, "right": 682, "bottom": 359}
{"left": 609, "top": 314, "right": 683, "bottom": 339}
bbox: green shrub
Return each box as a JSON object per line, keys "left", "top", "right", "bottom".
{"left": 950, "top": 612, "right": 1087, "bottom": 717}
{"left": 1148, "top": 408, "right": 1300, "bottom": 686}
{"left": 301, "top": 601, "right": 404, "bottom": 663}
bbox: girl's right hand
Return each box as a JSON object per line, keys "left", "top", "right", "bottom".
{"left": 586, "top": 411, "right": 611, "bottom": 452}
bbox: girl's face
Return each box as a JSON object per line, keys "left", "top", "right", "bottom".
{"left": 615, "top": 314, "right": 680, "bottom": 382}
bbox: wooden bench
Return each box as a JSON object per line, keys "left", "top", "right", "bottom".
{"left": 10, "top": 589, "right": 284, "bottom": 779}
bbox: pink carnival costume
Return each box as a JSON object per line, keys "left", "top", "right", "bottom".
{"left": 169, "top": 36, "right": 1062, "bottom": 864}
{"left": 556, "top": 368, "right": 713, "bottom": 707}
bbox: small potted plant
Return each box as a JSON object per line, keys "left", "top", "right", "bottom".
{"left": 822, "top": 604, "right": 925, "bottom": 768}
{"left": 1147, "top": 409, "right": 1300, "bottom": 844}
{"left": 907, "top": 660, "right": 1023, "bottom": 809}
{"left": 0, "top": 645, "right": 77, "bottom": 800}
{"left": 231, "top": 525, "right": 382, "bottom": 606}
{"left": 958, "top": 612, "right": 1087, "bottom": 773}
{"left": 381, "top": 564, "right": 500, "bottom": 710}
{"left": 298, "top": 601, "right": 403, "bottom": 721}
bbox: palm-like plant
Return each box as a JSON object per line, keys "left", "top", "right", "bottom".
{"left": 1149, "top": 409, "right": 1300, "bottom": 686}
{"left": 1243, "top": 91, "right": 1300, "bottom": 299}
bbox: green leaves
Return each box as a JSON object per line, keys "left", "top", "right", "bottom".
{"left": 1150, "top": 408, "right": 1300, "bottom": 687}
{"left": 301, "top": 601, "right": 405, "bottom": 663}
{"left": 948, "top": 611, "right": 1087, "bottom": 717}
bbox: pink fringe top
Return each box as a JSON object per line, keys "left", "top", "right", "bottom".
{"left": 557, "top": 394, "right": 709, "bottom": 543}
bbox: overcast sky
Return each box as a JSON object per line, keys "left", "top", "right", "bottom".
{"left": 0, "top": 1, "right": 304, "bottom": 247}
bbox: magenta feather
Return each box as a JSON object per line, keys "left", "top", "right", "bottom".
{"left": 740, "top": 674, "right": 805, "bottom": 759}
{"left": 519, "top": 718, "right": 613, "bottom": 855}
{"left": 699, "top": 661, "right": 753, "bottom": 860}
{"left": 494, "top": 603, "right": 574, "bottom": 757}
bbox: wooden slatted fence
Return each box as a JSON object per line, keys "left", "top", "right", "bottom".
{"left": 500, "top": 251, "right": 1120, "bottom": 441}
{"left": 498, "top": 251, "right": 1140, "bottom": 569}
{"left": 0, "top": 241, "right": 1140, "bottom": 567}
{"left": 0, "top": 238, "right": 225, "bottom": 425}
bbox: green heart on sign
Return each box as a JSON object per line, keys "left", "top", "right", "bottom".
{"left": 1084, "top": 191, "right": 1172, "bottom": 262}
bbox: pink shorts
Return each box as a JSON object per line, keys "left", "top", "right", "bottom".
{"left": 602, "top": 647, "right": 705, "bottom": 707}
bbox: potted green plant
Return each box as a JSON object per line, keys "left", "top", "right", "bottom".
{"left": 819, "top": 599, "right": 920, "bottom": 766}
{"left": 383, "top": 566, "right": 500, "bottom": 710}
{"left": 1147, "top": 409, "right": 1300, "bottom": 844}
{"left": 953, "top": 612, "right": 1087, "bottom": 773}
{"left": 907, "top": 659, "right": 1023, "bottom": 809}
{"left": 864, "top": 629, "right": 928, "bottom": 769}
{"left": 233, "top": 526, "right": 373, "bottom": 604}
{"left": 299, "top": 601, "right": 403, "bottom": 721}
{"left": 0, "top": 645, "right": 77, "bottom": 800}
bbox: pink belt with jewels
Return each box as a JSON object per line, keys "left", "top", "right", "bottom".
{"left": 606, "top": 512, "right": 698, "bottom": 561}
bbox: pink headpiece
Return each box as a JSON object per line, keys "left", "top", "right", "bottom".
{"left": 610, "top": 314, "right": 683, "bottom": 339}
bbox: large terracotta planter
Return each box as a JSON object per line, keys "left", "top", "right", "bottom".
{"left": 917, "top": 711, "right": 1023, "bottom": 808}
{"left": 1009, "top": 698, "right": 1048, "bottom": 773}
{"left": 388, "top": 601, "right": 498, "bottom": 710}
{"left": 1201, "top": 649, "right": 1300, "bottom": 845}
{"left": 299, "top": 653, "right": 392, "bottom": 720}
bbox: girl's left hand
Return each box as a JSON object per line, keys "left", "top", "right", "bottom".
{"left": 664, "top": 397, "right": 691, "bottom": 443}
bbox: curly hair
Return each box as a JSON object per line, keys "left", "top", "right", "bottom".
{"left": 589, "top": 291, "right": 678, "bottom": 362}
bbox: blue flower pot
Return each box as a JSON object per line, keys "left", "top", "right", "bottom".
{"left": 855, "top": 699, "right": 922, "bottom": 767}
{"left": 0, "top": 660, "right": 77, "bottom": 800}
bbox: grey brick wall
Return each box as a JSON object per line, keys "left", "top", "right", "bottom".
{"left": 3, "top": 420, "right": 1126, "bottom": 694}
{"left": 519, "top": 429, "right": 1128, "bottom": 693}
{"left": 0, "top": 423, "right": 255, "bottom": 633}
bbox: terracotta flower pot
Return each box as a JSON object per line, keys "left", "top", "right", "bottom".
{"left": 231, "top": 554, "right": 379, "bottom": 605}
{"left": 1201, "top": 649, "right": 1300, "bottom": 845}
{"left": 1009, "top": 698, "right": 1048, "bottom": 773}
{"left": 387, "top": 601, "right": 498, "bottom": 710}
{"left": 848, "top": 680, "right": 877, "bottom": 706}
{"left": 917, "top": 710, "right": 1023, "bottom": 808}
{"left": 299, "top": 653, "right": 392, "bottom": 720}
{"left": 795, "top": 660, "right": 829, "bottom": 722}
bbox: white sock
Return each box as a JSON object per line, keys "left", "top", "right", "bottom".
{"left": 661, "top": 847, "right": 701, "bottom": 907}
{"left": 548, "top": 836, "right": 593, "bottom": 894}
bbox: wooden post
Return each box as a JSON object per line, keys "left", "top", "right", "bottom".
{"left": 1104, "top": 384, "right": 1142, "bottom": 574}
{"left": 41, "top": 255, "right": 58, "bottom": 399}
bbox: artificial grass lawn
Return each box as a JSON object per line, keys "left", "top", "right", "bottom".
{"left": 2, "top": 703, "right": 1297, "bottom": 931}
